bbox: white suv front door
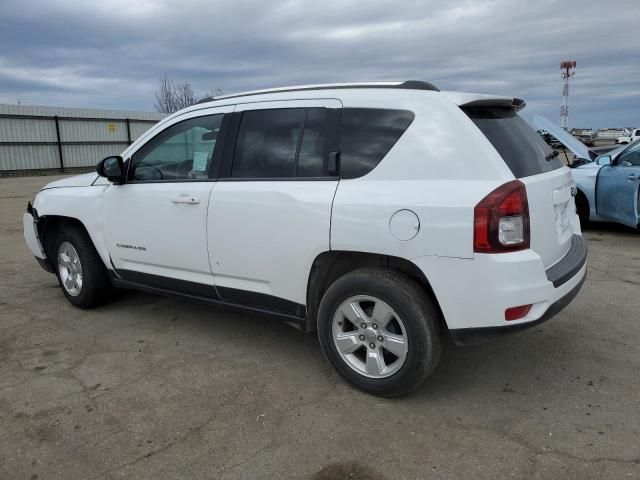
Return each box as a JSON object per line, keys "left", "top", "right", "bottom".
{"left": 208, "top": 99, "right": 342, "bottom": 314}
{"left": 103, "top": 105, "right": 233, "bottom": 294}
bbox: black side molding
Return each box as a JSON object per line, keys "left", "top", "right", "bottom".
{"left": 116, "top": 268, "right": 220, "bottom": 299}
{"left": 450, "top": 273, "right": 586, "bottom": 346}
{"left": 545, "top": 235, "right": 588, "bottom": 288}
{"left": 108, "top": 270, "right": 307, "bottom": 323}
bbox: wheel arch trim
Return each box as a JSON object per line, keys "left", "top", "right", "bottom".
{"left": 37, "top": 214, "right": 107, "bottom": 271}
{"left": 305, "top": 250, "right": 448, "bottom": 333}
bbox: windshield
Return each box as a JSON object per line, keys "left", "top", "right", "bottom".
{"left": 620, "top": 139, "right": 640, "bottom": 156}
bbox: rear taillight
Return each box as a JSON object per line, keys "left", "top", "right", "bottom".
{"left": 474, "top": 180, "right": 530, "bottom": 253}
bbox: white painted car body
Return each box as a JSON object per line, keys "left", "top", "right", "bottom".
{"left": 24, "top": 81, "right": 587, "bottom": 341}
{"left": 616, "top": 128, "right": 640, "bottom": 145}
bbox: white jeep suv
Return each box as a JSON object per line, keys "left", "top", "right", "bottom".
{"left": 23, "top": 81, "right": 587, "bottom": 396}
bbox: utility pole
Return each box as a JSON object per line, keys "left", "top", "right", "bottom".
{"left": 560, "top": 60, "right": 576, "bottom": 131}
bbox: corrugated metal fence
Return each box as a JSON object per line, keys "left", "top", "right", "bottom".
{"left": 0, "top": 104, "right": 166, "bottom": 174}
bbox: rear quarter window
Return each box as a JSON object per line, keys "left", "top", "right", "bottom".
{"left": 340, "top": 108, "right": 414, "bottom": 179}
{"left": 463, "top": 107, "right": 563, "bottom": 178}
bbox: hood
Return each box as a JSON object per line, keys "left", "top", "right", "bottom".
{"left": 531, "top": 115, "right": 595, "bottom": 160}
{"left": 42, "top": 172, "right": 99, "bottom": 189}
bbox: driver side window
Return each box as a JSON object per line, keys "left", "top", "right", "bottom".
{"left": 130, "top": 114, "right": 223, "bottom": 181}
{"left": 617, "top": 143, "right": 640, "bottom": 167}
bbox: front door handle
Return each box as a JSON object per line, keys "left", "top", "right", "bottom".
{"left": 627, "top": 173, "right": 638, "bottom": 181}
{"left": 172, "top": 194, "right": 200, "bottom": 205}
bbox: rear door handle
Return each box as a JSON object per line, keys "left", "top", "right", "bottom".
{"left": 627, "top": 174, "right": 638, "bottom": 181}
{"left": 172, "top": 194, "right": 200, "bottom": 205}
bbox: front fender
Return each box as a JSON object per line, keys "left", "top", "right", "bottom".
{"left": 32, "top": 185, "right": 111, "bottom": 268}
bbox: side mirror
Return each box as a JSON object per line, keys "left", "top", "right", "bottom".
{"left": 596, "top": 155, "right": 611, "bottom": 166}
{"left": 97, "top": 156, "right": 124, "bottom": 183}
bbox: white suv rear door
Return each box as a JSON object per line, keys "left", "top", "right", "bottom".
{"left": 207, "top": 99, "right": 342, "bottom": 313}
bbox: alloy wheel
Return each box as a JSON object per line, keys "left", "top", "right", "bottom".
{"left": 331, "top": 295, "right": 408, "bottom": 378}
{"left": 58, "top": 242, "right": 83, "bottom": 296}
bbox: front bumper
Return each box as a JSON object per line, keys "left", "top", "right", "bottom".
{"left": 24, "top": 207, "right": 53, "bottom": 273}
{"left": 24, "top": 210, "right": 46, "bottom": 260}
{"left": 412, "top": 235, "right": 588, "bottom": 341}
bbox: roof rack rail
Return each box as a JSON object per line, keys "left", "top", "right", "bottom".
{"left": 195, "top": 80, "right": 440, "bottom": 105}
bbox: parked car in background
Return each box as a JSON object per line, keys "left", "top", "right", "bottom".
{"left": 535, "top": 116, "right": 640, "bottom": 228}
{"left": 616, "top": 128, "right": 640, "bottom": 144}
{"left": 537, "top": 129, "right": 563, "bottom": 148}
{"left": 571, "top": 129, "right": 596, "bottom": 147}
{"left": 537, "top": 129, "right": 552, "bottom": 144}
{"left": 23, "top": 81, "right": 588, "bottom": 396}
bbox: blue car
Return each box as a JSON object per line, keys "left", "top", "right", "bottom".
{"left": 533, "top": 116, "right": 640, "bottom": 228}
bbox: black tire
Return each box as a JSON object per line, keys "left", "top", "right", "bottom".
{"left": 575, "top": 192, "right": 589, "bottom": 227}
{"left": 52, "top": 225, "right": 112, "bottom": 308}
{"left": 317, "top": 268, "right": 443, "bottom": 397}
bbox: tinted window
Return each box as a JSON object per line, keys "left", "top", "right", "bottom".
{"left": 463, "top": 107, "right": 563, "bottom": 178}
{"left": 232, "top": 109, "right": 305, "bottom": 178}
{"left": 297, "top": 108, "right": 328, "bottom": 177}
{"left": 617, "top": 141, "right": 640, "bottom": 167}
{"left": 340, "top": 108, "right": 414, "bottom": 179}
{"left": 130, "top": 115, "right": 223, "bottom": 181}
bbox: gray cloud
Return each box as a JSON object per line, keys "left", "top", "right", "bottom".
{"left": 0, "top": 0, "right": 638, "bottom": 127}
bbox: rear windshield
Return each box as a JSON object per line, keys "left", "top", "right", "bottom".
{"left": 463, "top": 107, "right": 563, "bottom": 178}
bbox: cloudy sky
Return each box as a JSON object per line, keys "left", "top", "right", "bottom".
{"left": 1, "top": 0, "right": 638, "bottom": 127}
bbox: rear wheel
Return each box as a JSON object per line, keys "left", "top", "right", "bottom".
{"left": 317, "top": 268, "right": 443, "bottom": 397}
{"left": 53, "top": 226, "right": 112, "bottom": 308}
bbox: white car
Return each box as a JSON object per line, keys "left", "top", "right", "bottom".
{"left": 533, "top": 116, "right": 640, "bottom": 228}
{"left": 23, "top": 81, "right": 587, "bottom": 396}
{"left": 616, "top": 128, "right": 640, "bottom": 145}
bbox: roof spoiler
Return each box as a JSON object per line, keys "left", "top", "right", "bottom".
{"left": 459, "top": 97, "right": 527, "bottom": 112}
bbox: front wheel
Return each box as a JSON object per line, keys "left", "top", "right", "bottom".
{"left": 575, "top": 193, "right": 590, "bottom": 227}
{"left": 317, "top": 268, "right": 443, "bottom": 397}
{"left": 53, "top": 226, "right": 112, "bottom": 308}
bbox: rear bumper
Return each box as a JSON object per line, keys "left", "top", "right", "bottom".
{"left": 450, "top": 272, "right": 585, "bottom": 346}
{"left": 545, "top": 235, "right": 587, "bottom": 287}
{"left": 412, "top": 235, "right": 588, "bottom": 337}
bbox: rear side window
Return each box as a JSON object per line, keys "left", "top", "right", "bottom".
{"left": 340, "top": 108, "right": 414, "bottom": 179}
{"left": 232, "top": 108, "right": 305, "bottom": 178}
{"left": 297, "top": 108, "right": 328, "bottom": 177}
{"left": 231, "top": 108, "right": 331, "bottom": 178}
{"left": 463, "top": 107, "right": 563, "bottom": 178}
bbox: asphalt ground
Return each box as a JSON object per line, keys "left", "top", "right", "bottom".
{"left": 1, "top": 175, "right": 639, "bottom": 479}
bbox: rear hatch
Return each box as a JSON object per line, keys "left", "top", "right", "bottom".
{"left": 463, "top": 106, "right": 579, "bottom": 269}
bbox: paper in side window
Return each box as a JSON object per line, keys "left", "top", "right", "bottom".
{"left": 192, "top": 151, "right": 209, "bottom": 171}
